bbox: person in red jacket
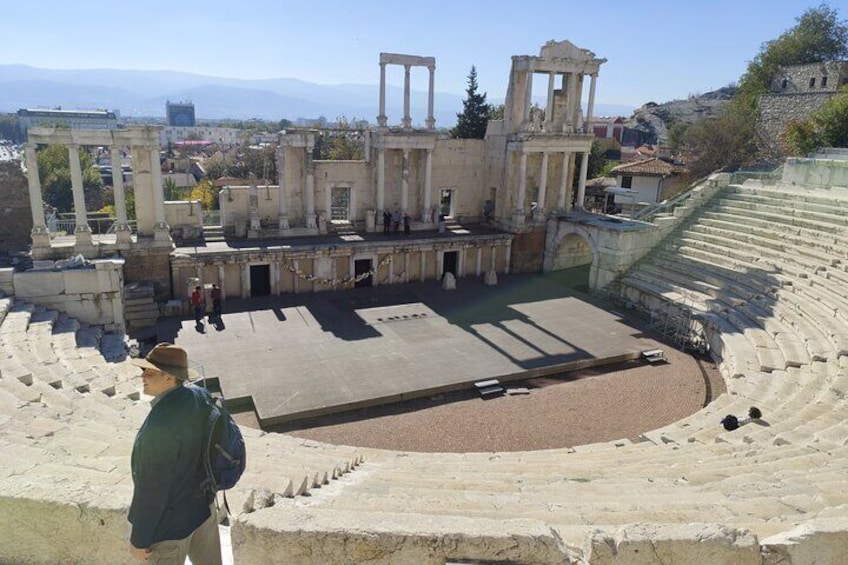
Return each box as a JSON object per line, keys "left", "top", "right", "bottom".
{"left": 191, "top": 286, "right": 203, "bottom": 325}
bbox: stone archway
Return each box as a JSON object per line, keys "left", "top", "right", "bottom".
{"left": 544, "top": 223, "right": 601, "bottom": 290}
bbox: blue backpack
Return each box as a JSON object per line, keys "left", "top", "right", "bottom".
{"left": 202, "top": 394, "right": 246, "bottom": 493}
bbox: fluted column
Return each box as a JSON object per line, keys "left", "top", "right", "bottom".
{"left": 557, "top": 151, "right": 570, "bottom": 211}
{"left": 217, "top": 265, "right": 226, "bottom": 302}
{"left": 24, "top": 143, "right": 49, "bottom": 233}
{"left": 277, "top": 146, "right": 289, "bottom": 229}
{"left": 576, "top": 151, "right": 589, "bottom": 210}
{"left": 422, "top": 149, "right": 433, "bottom": 221}
{"left": 522, "top": 71, "right": 533, "bottom": 127}
{"left": 110, "top": 145, "right": 132, "bottom": 245}
{"left": 378, "top": 62, "right": 388, "bottom": 127}
{"left": 149, "top": 147, "right": 167, "bottom": 227}
{"left": 534, "top": 152, "right": 549, "bottom": 222}
{"left": 376, "top": 149, "right": 386, "bottom": 211}
{"left": 305, "top": 143, "right": 316, "bottom": 228}
{"left": 512, "top": 150, "right": 528, "bottom": 228}
{"left": 67, "top": 144, "right": 94, "bottom": 251}
{"left": 426, "top": 65, "right": 436, "bottom": 129}
{"left": 403, "top": 65, "right": 412, "bottom": 129}
{"left": 568, "top": 73, "right": 580, "bottom": 131}
{"left": 545, "top": 72, "right": 556, "bottom": 130}
{"left": 585, "top": 74, "right": 598, "bottom": 133}
{"left": 401, "top": 149, "right": 409, "bottom": 211}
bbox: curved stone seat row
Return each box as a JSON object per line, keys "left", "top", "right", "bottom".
{"left": 222, "top": 182, "right": 848, "bottom": 563}
{"left": 0, "top": 298, "right": 363, "bottom": 565}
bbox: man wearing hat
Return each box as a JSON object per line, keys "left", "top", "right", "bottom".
{"left": 128, "top": 343, "right": 222, "bottom": 564}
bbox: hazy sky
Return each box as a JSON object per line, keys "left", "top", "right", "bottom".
{"left": 5, "top": 1, "right": 845, "bottom": 108}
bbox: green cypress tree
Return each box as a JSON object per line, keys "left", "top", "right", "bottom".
{"left": 451, "top": 66, "right": 489, "bottom": 139}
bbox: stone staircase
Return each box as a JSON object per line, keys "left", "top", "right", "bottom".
{"left": 123, "top": 282, "right": 159, "bottom": 336}
{"left": 203, "top": 224, "right": 226, "bottom": 243}
{"left": 0, "top": 296, "right": 363, "bottom": 565}
{"left": 226, "top": 181, "right": 848, "bottom": 563}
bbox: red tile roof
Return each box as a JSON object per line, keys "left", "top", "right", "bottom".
{"left": 611, "top": 157, "right": 676, "bottom": 176}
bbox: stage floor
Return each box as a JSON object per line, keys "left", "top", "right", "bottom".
{"left": 161, "top": 273, "right": 656, "bottom": 426}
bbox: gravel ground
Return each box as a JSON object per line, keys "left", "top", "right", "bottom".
{"left": 233, "top": 341, "right": 725, "bottom": 453}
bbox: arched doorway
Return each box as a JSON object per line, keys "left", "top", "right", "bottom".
{"left": 550, "top": 232, "right": 595, "bottom": 291}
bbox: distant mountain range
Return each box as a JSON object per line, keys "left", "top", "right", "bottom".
{"left": 0, "top": 65, "right": 635, "bottom": 125}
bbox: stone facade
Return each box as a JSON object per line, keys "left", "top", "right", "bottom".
{"left": 0, "top": 160, "right": 33, "bottom": 254}
{"left": 758, "top": 60, "right": 848, "bottom": 156}
{"left": 12, "top": 258, "right": 125, "bottom": 331}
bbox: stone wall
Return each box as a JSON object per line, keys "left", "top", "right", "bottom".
{"left": 13, "top": 259, "right": 125, "bottom": 331}
{"left": 782, "top": 154, "right": 848, "bottom": 188}
{"left": 121, "top": 246, "right": 173, "bottom": 299}
{"left": 164, "top": 200, "right": 203, "bottom": 240}
{"left": 770, "top": 61, "right": 848, "bottom": 93}
{"left": 0, "top": 160, "right": 33, "bottom": 254}
{"left": 510, "top": 228, "right": 546, "bottom": 273}
{"left": 758, "top": 92, "right": 836, "bottom": 155}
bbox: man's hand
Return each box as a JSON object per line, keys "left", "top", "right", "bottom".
{"left": 130, "top": 544, "right": 151, "bottom": 560}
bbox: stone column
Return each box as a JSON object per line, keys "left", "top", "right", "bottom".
{"left": 403, "top": 65, "right": 412, "bottom": 129}
{"left": 388, "top": 254, "right": 394, "bottom": 284}
{"left": 376, "top": 149, "right": 386, "bottom": 212}
{"left": 378, "top": 62, "right": 388, "bottom": 127}
{"left": 568, "top": 73, "right": 580, "bottom": 131}
{"left": 426, "top": 65, "right": 436, "bottom": 129}
{"left": 110, "top": 145, "right": 132, "bottom": 245}
{"left": 576, "top": 151, "right": 590, "bottom": 210}
{"left": 512, "top": 150, "right": 528, "bottom": 227}
{"left": 585, "top": 74, "right": 598, "bottom": 133}
{"left": 277, "top": 146, "right": 289, "bottom": 230}
{"left": 436, "top": 250, "right": 443, "bottom": 279}
{"left": 534, "top": 152, "right": 549, "bottom": 222}
{"left": 241, "top": 263, "right": 250, "bottom": 299}
{"left": 476, "top": 247, "right": 482, "bottom": 276}
{"left": 150, "top": 147, "right": 170, "bottom": 242}
{"left": 557, "top": 151, "right": 570, "bottom": 211}
{"left": 505, "top": 241, "right": 512, "bottom": 274}
{"left": 24, "top": 143, "right": 50, "bottom": 250}
{"left": 422, "top": 149, "right": 433, "bottom": 221}
{"left": 522, "top": 71, "right": 533, "bottom": 126}
{"left": 419, "top": 251, "right": 426, "bottom": 282}
{"left": 490, "top": 245, "right": 497, "bottom": 271}
{"left": 68, "top": 144, "right": 94, "bottom": 249}
{"left": 458, "top": 248, "right": 465, "bottom": 278}
{"left": 545, "top": 71, "right": 556, "bottom": 130}
{"left": 305, "top": 144, "right": 316, "bottom": 228}
{"left": 312, "top": 257, "right": 318, "bottom": 292}
{"left": 292, "top": 259, "right": 300, "bottom": 294}
{"left": 217, "top": 265, "right": 226, "bottom": 301}
{"left": 404, "top": 252, "right": 410, "bottom": 283}
{"left": 401, "top": 149, "right": 409, "bottom": 212}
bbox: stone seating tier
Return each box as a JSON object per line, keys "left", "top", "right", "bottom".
{"left": 6, "top": 180, "right": 848, "bottom": 563}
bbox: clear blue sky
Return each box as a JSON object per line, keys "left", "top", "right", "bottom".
{"left": 6, "top": 1, "right": 846, "bottom": 108}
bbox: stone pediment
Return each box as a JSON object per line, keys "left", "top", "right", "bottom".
{"left": 539, "top": 40, "right": 597, "bottom": 62}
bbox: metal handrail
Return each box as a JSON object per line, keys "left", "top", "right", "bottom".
{"left": 628, "top": 172, "right": 714, "bottom": 222}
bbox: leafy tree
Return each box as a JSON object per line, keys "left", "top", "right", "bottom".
{"left": 686, "top": 4, "right": 848, "bottom": 172}
{"left": 587, "top": 141, "right": 607, "bottom": 179}
{"left": 488, "top": 104, "right": 505, "bottom": 121}
{"left": 667, "top": 122, "right": 690, "bottom": 153}
{"left": 683, "top": 102, "right": 758, "bottom": 178}
{"left": 163, "top": 177, "right": 183, "bottom": 201}
{"left": 314, "top": 117, "right": 365, "bottom": 161}
{"left": 451, "top": 66, "right": 489, "bottom": 139}
{"left": 190, "top": 179, "right": 219, "bottom": 210}
{"left": 36, "top": 144, "right": 103, "bottom": 213}
{"left": 278, "top": 118, "right": 293, "bottom": 130}
{"left": 739, "top": 3, "right": 848, "bottom": 110}
{"left": 781, "top": 86, "right": 848, "bottom": 154}
{"left": 241, "top": 144, "right": 278, "bottom": 180}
